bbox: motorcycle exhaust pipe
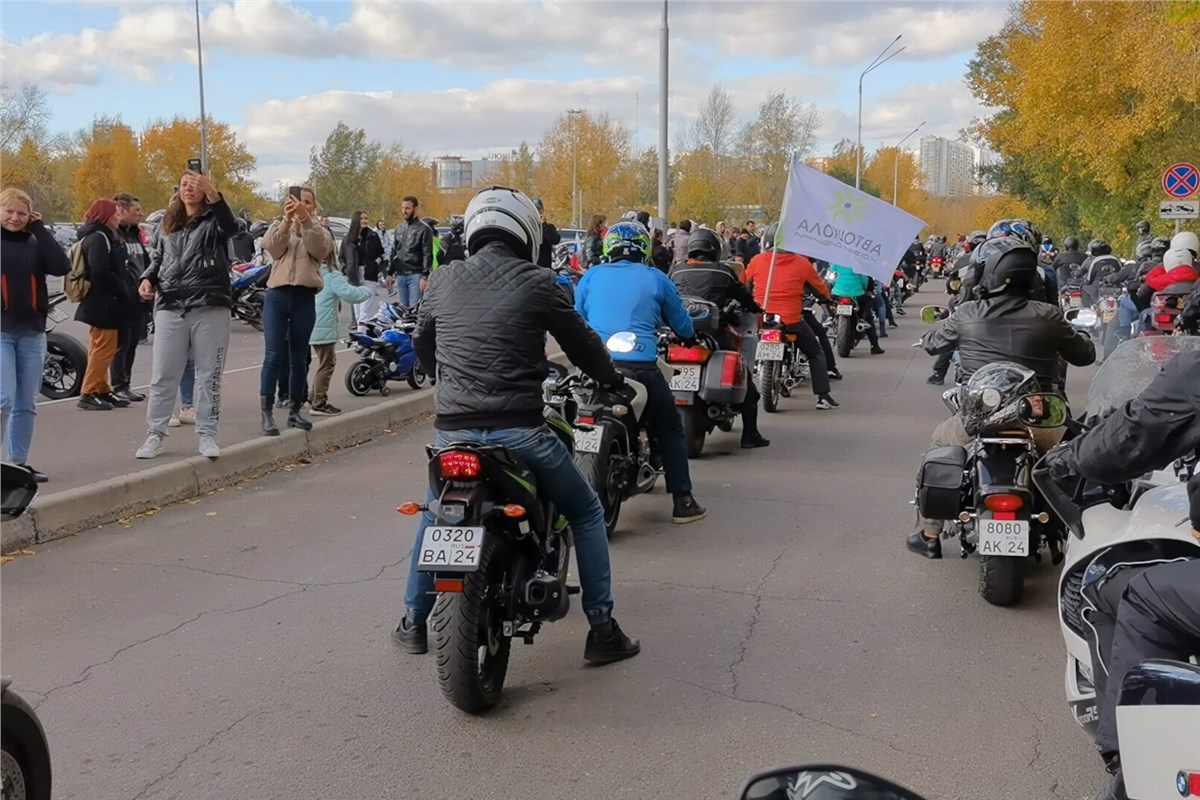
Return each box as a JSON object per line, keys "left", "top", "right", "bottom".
{"left": 524, "top": 574, "right": 569, "bottom": 621}
{"left": 636, "top": 461, "right": 657, "bottom": 486}
{"left": 783, "top": 376, "right": 799, "bottom": 390}
{"left": 706, "top": 405, "right": 724, "bottom": 420}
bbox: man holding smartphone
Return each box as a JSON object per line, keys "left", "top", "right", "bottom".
{"left": 390, "top": 195, "right": 433, "bottom": 308}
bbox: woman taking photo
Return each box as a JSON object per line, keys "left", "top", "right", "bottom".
{"left": 135, "top": 169, "right": 237, "bottom": 460}
{"left": 75, "top": 197, "right": 139, "bottom": 411}
{"left": 0, "top": 187, "right": 71, "bottom": 481}
{"left": 259, "top": 187, "right": 333, "bottom": 435}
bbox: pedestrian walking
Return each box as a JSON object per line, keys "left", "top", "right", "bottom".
{"left": 390, "top": 195, "right": 433, "bottom": 308}
{"left": 1, "top": 187, "right": 71, "bottom": 482}
{"left": 309, "top": 261, "right": 372, "bottom": 415}
{"left": 135, "top": 169, "right": 237, "bottom": 460}
{"left": 258, "top": 185, "right": 334, "bottom": 436}
{"left": 111, "top": 193, "right": 150, "bottom": 403}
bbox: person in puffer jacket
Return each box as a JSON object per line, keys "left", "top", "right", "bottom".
{"left": 1135, "top": 247, "right": 1198, "bottom": 310}
{"left": 307, "top": 262, "right": 371, "bottom": 416}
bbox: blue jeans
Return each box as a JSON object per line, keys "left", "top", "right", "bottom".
{"left": 180, "top": 358, "right": 195, "bottom": 407}
{"left": 260, "top": 286, "right": 316, "bottom": 401}
{"left": 1118, "top": 295, "right": 1137, "bottom": 331}
{"left": 397, "top": 274, "right": 423, "bottom": 308}
{"left": 0, "top": 330, "right": 47, "bottom": 464}
{"left": 404, "top": 426, "right": 614, "bottom": 626}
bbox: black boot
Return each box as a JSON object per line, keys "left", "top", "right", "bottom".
{"left": 672, "top": 492, "right": 707, "bottom": 524}
{"left": 260, "top": 396, "right": 280, "bottom": 437}
{"left": 905, "top": 531, "right": 942, "bottom": 559}
{"left": 287, "top": 400, "right": 313, "bottom": 431}
{"left": 927, "top": 373, "right": 945, "bottom": 386}
{"left": 741, "top": 433, "right": 771, "bottom": 448}
{"left": 584, "top": 618, "right": 641, "bottom": 665}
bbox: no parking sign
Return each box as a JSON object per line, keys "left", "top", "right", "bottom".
{"left": 1162, "top": 163, "right": 1199, "bottom": 199}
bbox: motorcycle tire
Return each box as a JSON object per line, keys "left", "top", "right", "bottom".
{"left": 429, "top": 536, "right": 512, "bottom": 714}
{"left": 978, "top": 553, "right": 1025, "bottom": 607}
{"left": 406, "top": 364, "right": 428, "bottom": 391}
{"left": 344, "top": 360, "right": 376, "bottom": 397}
{"left": 2, "top": 689, "right": 53, "bottom": 800}
{"left": 759, "top": 360, "right": 781, "bottom": 413}
{"left": 679, "top": 405, "right": 707, "bottom": 459}
{"left": 576, "top": 424, "right": 625, "bottom": 539}
{"left": 40, "top": 332, "right": 87, "bottom": 400}
{"left": 835, "top": 316, "right": 854, "bottom": 359}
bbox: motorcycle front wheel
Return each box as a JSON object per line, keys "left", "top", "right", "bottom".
{"left": 40, "top": 332, "right": 87, "bottom": 399}
{"left": 577, "top": 424, "right": 625, "bottom": 538}
{"left": 679, "top": 405, "right": 707, "bottom": 459}
{"left": 2, "top": 688, "right": 53, "bottom": 800}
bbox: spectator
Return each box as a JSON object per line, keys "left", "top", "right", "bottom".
{"left": 376, "top": 219, "right": 393, "bottom": 262}
{"left": 229, "top": 207, "right": 256, "bottom": 262}
{"left": 168, "top": 359, "right": 195, "bottom": 427}
{"left": 111, "top": 193, "right": 150, "bottom": 403}
{"left": 742, "top": 220, "right": 762, "bottom": 260}
{"left": 581, "top": 213, "right": 606, "bottom": 269}
{"left": 636, "top": 210, "right": 651, "bottom": 228}
{"left": 75, "top": 197, "right": 138, "bottom": 412}
{"left": 259, "top": 186, "right": 334, "bottom": 436}
{"left": 534, "top": 198, "right": 561, "bottom": 268}
{"left": 136, "top": 169, "right": 237, "bottom": 460}
{"left": 350, "top": 211, "right": 388, "bottom": 328}
{"left": 309, "top": 259, "right": 373, "bottom": 416}
{"left": 673, "top": 219, "right": 693, "bottom": 264}
{"left": 715, "top": 221, "right": 731, "bottom": 260}
{"left": 1, "top": 187, "right": 71, "bottom": 481}
{"left": 650, "top": 228, "right": 672, "bottom": 273}
{"left": 390, "top": 195, "right": 433, "bottom": 308}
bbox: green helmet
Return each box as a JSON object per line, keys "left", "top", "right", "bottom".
{"left": 602, "top": 221, "right": 652, "bottom": 263}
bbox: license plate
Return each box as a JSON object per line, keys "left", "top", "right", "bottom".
{"left": 48, "top": 306, "right": 69, "bottom": 323}
{"left": 836, "top": 304, "right": 854, "bottom": 316}
{"left": 756, "top": 341, "right": 785, "bottom": 361}
{"left": 1069, "top": 296, "right": 1081, "bottom": 307}
{"left": 978, "top": 518, "right": 1030, "bottom": 557}
{"left": 573, "top": 426, "right": 603, "bottom": 454}
{"left": 669, "top": 364, "right": 701, "bottom": 392}
{"left": 417, "top": 526, "right": 484, "bottom": 570}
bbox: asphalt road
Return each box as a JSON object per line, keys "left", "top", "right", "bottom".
{"left": 1, "top": 316, "right": 1101, "bottom": 800}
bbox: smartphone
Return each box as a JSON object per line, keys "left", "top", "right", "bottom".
{"left": 187, "top": 158, "right": 203, "bottom": 172}
{"left": 288, "top": 186, "right": 302, "bottom": 201}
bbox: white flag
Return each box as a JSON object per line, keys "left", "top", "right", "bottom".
{"left": 776, "top": 158, "right": 926, "bottom": 285}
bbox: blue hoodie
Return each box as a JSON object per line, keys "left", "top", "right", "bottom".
{"left": 575, "top": 259, "right": 694, "bottom": 362}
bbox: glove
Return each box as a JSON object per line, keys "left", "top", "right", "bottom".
{"left": 1041, "top": 443, "right": 1078, "bottom": 482}
{"left": 600, "top": 373, "right": 626, "bottom": 392}
{"left": 682, "top": 337, "right": 699, "bottom": 348}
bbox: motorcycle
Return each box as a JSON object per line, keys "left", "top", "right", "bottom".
{"left": 754, "top": 312, "right": 809, "bottom": 413}
{"left": 829, "top": 295, "right": 871, "bottom": 359}
{"left": 665, "top": 298, "right": 751, "bottom": 458}
{"left": 1060, "top": 282, "right": 1085, "bottom": 312}
{"left": 230, "top": 262, "right": 269, "bottom": 330}
{"left": 1143, "top": 278, "right": 1196, "bottom": 335}
{"left": 39, "top": 292, "right": 87, "bottom": 400}
{"left": 2, "top": 462, "right": 52, "bottom": 800}
{"left": 928, "top": 254, "right": 945, "bottom": 277}
{"left": 399, "top": 361, "right": 588, "bottom": 713}
{"left": 344, "top": 311, "right": 428, "bottom": 396}
{"left": 568, "top": 332, "right": 662, "bottom": 537}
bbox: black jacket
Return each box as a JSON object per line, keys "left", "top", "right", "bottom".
{"left": 1054, "top": 350, "right": 1200, "bottom": 529}
{"left": 439, "top": 231, "right": 466, "bottom": 265}
{"left": 115, "top": 222, "right": 149, "bottom": 303}
{"left": 1052, "top": 250, "right": 1086, "bottom": 286}
{"left": 228, "top": 219, "right": 256, "bottom": 263}
{"left": 342, "top": 229, "right": 384, "bottom": 284}
{"left": 391, "top": 218, "right": 433, "bottom": 276}
{"left": 668, "top": 259, "right": 760, "bottom": 313}
{"left": 537, "top": 222, "right": 561, "bottom": 268}
{"left": 143, "top": 197, "right": 238, "bottom": 312}
{"left": 414, "top": 240, "right": 620, "bottom": 431}
{"left": 921, "top": 294, "right": 1096, "bottom": 387}
{"left": 0, "top": 221, "right": 71, "bottom": 334}
{"left": 75, "top": 221, "right": 138, "bottom": 330}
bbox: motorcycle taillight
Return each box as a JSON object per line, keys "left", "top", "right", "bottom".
{"left": 439, "top": 451, "right": 482, "bottom": 479}
{"left": 760, "top": 330, "right": 782, "bottom": 343}
{"left": 667, "top": 344, "right": 710, "bottom": 363}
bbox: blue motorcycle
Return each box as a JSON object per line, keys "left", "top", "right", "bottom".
{"left": 344, "top": 325, "right": 428, "bottom": 395}
{"left": 230, "top": 262, "right": 270, "bottom": 330}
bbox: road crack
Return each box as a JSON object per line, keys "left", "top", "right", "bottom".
{"left": 727, "top": 544, "right": 790, "bottom": 695}
{"left": 130, "top": 712, "right": 253, "bottom": 800}
{"left": 93, "top": 556, "right": 410, "bottom": 589}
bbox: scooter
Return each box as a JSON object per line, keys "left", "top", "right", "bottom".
{"left": 39, "top": 292, "right": 87, "bottom": 400}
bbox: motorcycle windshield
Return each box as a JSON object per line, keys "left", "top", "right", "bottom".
{"left": 1085, "top": 337, "right": 1200, "bottom": 418}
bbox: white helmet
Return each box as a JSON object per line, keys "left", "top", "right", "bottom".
{"left": 1170, "top": 230, "right": 1198, "bottom": 257}
{"left": 463, "top": 186, "right": 542, "bottom": 261}
{"left": 1163, "top": 247, "right": 1194, "bottom": 270}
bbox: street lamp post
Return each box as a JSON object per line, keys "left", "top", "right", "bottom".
{"left": 567, "top": 108, "right": 584, "bottom": 227}
{"left": 194, "top": 0, "right": 209, "bottom": 173}
{"left": 855, "top": 34, "right": 904, "bottom": 190}
{"left": 658, "top": 0, "right": 669, "bottom": 222}
{"left": 892, "top": 121, "right": 925, "bottom": 207}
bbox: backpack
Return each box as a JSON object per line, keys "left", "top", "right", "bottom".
{"left": 65, "top": 232, "right": 109, "bottom": 303}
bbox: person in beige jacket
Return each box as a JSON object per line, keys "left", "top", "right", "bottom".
{"left": 258, "top": 186, "right": 334, "bottom": 435}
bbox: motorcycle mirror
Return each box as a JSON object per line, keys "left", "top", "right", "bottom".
{"left": 1, "top": 462, "right": 39, "bottom": 521}
{"left": 739, "top": 765, "right": 927, "bottom": 800}
{"left": 1067, "top": 308, "right": 1098, "bottom": 328}
{"left": 920, "top": 306, "right": 950, "bottom": 324}
{"left": 1016, "top": 393, "right": 1069, "bottom": 428}
{"left": 605, "top": 332, "right": 637, "bottom": 354}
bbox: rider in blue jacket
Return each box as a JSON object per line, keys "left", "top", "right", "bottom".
{"left": 828, "top": 264, "right": 884, "bottom": 354}
{"left": 575, "top": 221, "right": 707, "bottom": 524}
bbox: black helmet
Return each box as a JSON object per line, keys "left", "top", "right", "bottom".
{"left": 1149, "top": 235, "right": 1172, "bottom": 258}
{"left": 1134, "top": 240, "right": 1153, "bottom": 260}
{"left": 1063, "top": 236, "right": 1080, "bottom": 251}
{"left": 762, "top": 222, "right": 777, "bottom": 251}
{"left": 421, "top": 216, "right": 439, "bottom": 228}
{"left": 449, "top": 215, "right": 464, "bottom": 235}
{"left": 687, "top": 228, "right": 723, "bottom": 261}
{"left": 1086, "top": 238, "right": 1111, "bottom": 256}
{"left": 978, "top": 237, "right": 1038, "bottom": 295}
{"left": 1136, "top": 220, "right": 1150, "bottom": 234}
{"left": 961, "top": 362, "right": 1038, "bottom": 437}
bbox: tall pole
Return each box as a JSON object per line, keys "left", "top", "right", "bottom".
{"left": 892, "top": 121, "right": 925, "bottom": 207}
{"left": 657, "top": 0, "right": 669, "bottom": 221}
{"left": 194, "top": 0, "right": 209, "bottom": 173}
{"left": 855, "top": 34, "right": 903, "bottom": 189}
{"left": 567, "top": 108, "right": 583, "bottom": 228}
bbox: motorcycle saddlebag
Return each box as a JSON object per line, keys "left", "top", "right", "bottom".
{"left": 916, "top": 445, "right": 967, "bottom": 520}
{"left": 698, "top": 350, "right": 748, "bottom": 406}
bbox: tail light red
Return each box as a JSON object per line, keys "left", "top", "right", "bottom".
{"left": 838, "top": 297, "right": 853, "bottom": 305}
{"left": 720, "top": 353, "right": 743, "bottom": 387}
{"left": 760, "top": 329, "right": 782, "bottom": 342}
{"left": 439, "top": 451, "right": 482, "bottom": 479}
{"left": 667, "top": 344, "right": 710, "bottom": 363}
{"left": 984, "top": 493, "right": 1024, "bottom": 512}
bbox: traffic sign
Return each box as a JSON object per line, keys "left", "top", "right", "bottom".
{"left": 1162, "top": 162, "right": 1199, "bottom": 199}
{"left": 1160, "top": 200, "right": 1199, "bottom": 219}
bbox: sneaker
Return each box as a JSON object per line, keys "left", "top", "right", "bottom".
{"left": 178, "top": 407, "right": 196, "bottom": 425}
{"left": 827, "top": 368, "right": 844, "bottom": 381}
{"left": 870, "top": 345, "right": 885, "bottom": 355}
{"left": 136, "top": 434, "right": 165, "bottom": 459}
{"left": 926, "top": 374, "right": 945, "bottom": 386}
{"left": 889, "top": 321, "right": 899, "bottom": 328}
{"left": 168, "top": 414, "right": 182, "bottom": 427}
{"left": 77, "top": 393, "right": 113, "bottom": 411}
{"left": 815, "top": 394, "right": 840, "bottom": 410}
{"left": 672, "top": 493, "right": 707, "bottom": 524}
{"left": 879, "top": 330, "right": 889, "bottom": 338}
{"left": 310, "top": 402, "right": 342, "bottom": 416}
{"left": 584, "top": 619, "right": 641, "bottom": 665}
{"left": 198, "top": 435, "right": 220, "bottom": 459}
{"left": 740, "top": 433, "right": 771, "bottom": 449}
{"left": 275, "top": 396, "right": 290, "bottom": 409}
{"left": 100, "top": 392, "right": 131, "bottom": 408}
{"left": 114, "top": 387, "right": 145, "bottom": 403}
{"left": 391, "top": 616, "right": 428, "bottom": 654}
{"left": 905, "top": 531, "right": 943, "bottom": 559}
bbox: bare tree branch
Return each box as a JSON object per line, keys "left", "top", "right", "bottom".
{"left": 0, "top": 82, "right": 50, "bottom": 151}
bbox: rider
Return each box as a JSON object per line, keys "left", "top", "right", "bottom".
{"left": 669, "top": 227, "right": 772, "bottom": 447}
{"left": 438, "top": 216, "right": 466, "bottom": 265}
{"left": 574, "top": 220, "right": 709, "bottom": 524}
{"left": 1131, "top": 219, "right": 1152, "bottom": 258}
{"left": 907, "top": 237, "right": 1095, "bottom": 558}
{"left": 743, "top": 226, "right": 842, "bottom": 409}
{"left": 927, "top": 230, "right": 987, "bottom": 385}
{"left": 1042, "top": 347, "right": 1200, "bottom": 800}
{"left": 1051, "top": 236, "right": 1087, "bottom": 288}
{"left": 1080, "top": 239, "right": 1117, "bottom": 307}
{"left": 829, "top": 265, "right": 884, "bottom": 355}
{"left": 396, "top": 186, "right": 640, "bottom": 665}
{"left": 1039, "top": 235, "right": 1057, "bottom": 265}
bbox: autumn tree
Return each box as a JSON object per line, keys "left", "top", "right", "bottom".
{"left": 366, "top": 143, "right": 437, "bottom": 224}
{"left": 138, "top": 117, "right": 259, "bottom": 212}
{"left": 535, "top": 110, "right": 637, "bottom": 227}
{"left": 733, "top": 90, "right": 822, "bottom": 215}
{"left": 308, "top": 122, "right": 383, "bottom": 218}
{"left": 72, "top": 118, "right": 143, "bottom": 215}
{"left": 490, "top": 141, "right": 537, "bottom": 198}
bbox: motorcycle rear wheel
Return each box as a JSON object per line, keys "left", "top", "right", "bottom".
{"left": 430, "top": 536, "right": 512, "bottom": 713}
{"left": 406, "top": 363, "right": 428, "bottom": 391}
{"left": 759, "top": 360, "right": 781, "bottom": 413}
{"left": 979, "top": 553, "right": 1025, "bottom": 606}
{"left": 344, "top": 361, "right": 376, "bottom": 397}
{"left": 2, "top": 689, "right": 53, "bottom": 800}
{"left": 40, "top": 332, "right": 87, "bottom": 400}
{"left": 835, "top": 316, "right": 854, "bottom": 359}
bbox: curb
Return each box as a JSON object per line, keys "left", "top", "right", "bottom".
{"left": 2, "top": 389, "right": 435, "bottom": 552}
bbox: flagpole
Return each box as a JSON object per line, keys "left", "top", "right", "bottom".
{"left": 760, "top": 152, "right": 797, "bottom": 312}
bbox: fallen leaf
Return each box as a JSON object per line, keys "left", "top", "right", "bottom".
{"left": 0, "top": 555, "right": 14, "bottom": 564}
{"left": 18, "top": 549, "right": 35, "bottom": 555}
{"left": 206, "top": 512, "right": 218, "bottom": 517}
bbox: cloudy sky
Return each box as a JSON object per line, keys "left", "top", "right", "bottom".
{"left": 3, "top": 0, "right": 1002, "bottom": 189}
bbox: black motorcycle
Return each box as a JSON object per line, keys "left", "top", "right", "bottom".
{"left": 39, "top": 292, "right": 87, "bottom": 400}
{"left": 829, "top": 295, "right": 870, "bottom": 358}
